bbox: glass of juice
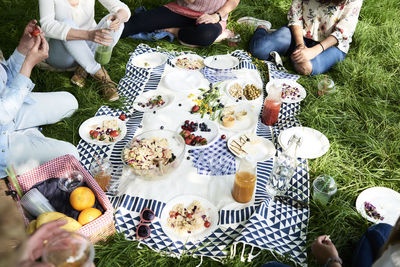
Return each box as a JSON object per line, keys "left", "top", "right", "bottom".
{"left": 95, "top": 45, "right": 113, "bottom": 65}
{"left": 90, "top": 158, "right": 112, "bottom": 192}
{"left": 262, "top": 98, "right": 281, "bottom": 126}
{"left": 232, "top": 159, "right": 257, "bottom": 203}
{"left": 42, "top": 232, "right": 94, "bottom": 267}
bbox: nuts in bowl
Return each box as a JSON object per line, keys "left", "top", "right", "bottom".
{"left": 122, "top": 130, "right": 185, "bottom": 179}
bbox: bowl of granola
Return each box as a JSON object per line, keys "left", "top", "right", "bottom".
{"left": 121, "top": 129, "right": 185, "bottom": 179}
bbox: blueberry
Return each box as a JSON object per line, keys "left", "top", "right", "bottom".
{"left": 138, "top": 125, "right": 143, "bottom": 128}
{"left": 188, "top": 150, "right": 193, "bottom": 153}
{"left": 160, "top": 126, "right": 164, "bottom": 130}
{"left": 153, "top": 111, "right": 156, "bottom": 114}
{"left": 187, "top": 156, "right": 191, "bottom": 160}
{"left": 178, "top": 103, "right": 182, "bottom": 106}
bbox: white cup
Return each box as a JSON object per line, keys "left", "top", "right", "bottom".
{"left": 20, "top": 188, "right": 55, "bottom": 217}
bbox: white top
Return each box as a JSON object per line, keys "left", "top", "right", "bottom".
{"left": 287, "top": 0, "right": 363, "bottom": 53}
{"left": 39, "top": 0, "right": 131, "bottom": 41}
{"left": 373, "top": 244, "right": 400, "bottom": 267}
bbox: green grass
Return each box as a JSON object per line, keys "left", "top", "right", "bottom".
{"left": 1, "top": 0, "right": 400, "bottom": 266}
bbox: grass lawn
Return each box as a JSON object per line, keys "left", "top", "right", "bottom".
{"left": 2, "top": 0, "right": 400, "bottom": 265}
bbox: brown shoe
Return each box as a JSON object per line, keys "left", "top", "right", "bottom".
{"left": 92, "top": 66, "right": 119, "bottom": 101}
{"left": 71, "top": 66, "right": 88, "bottom": 87}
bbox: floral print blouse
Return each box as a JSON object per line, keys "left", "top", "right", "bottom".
{"left": 288, "top": 0, "right": 363, "bottom": 53}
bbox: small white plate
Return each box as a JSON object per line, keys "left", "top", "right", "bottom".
{"left": 160, "top": 195, "right": 219, "bottom": 243}
{"left": 278, "top": 127, "right": 330, "bottom": 159}
{"left": 79, "top": 115, "right": 127, "bottom": 146}
{"left": 228, "top": 132, "right": 276, "bottom": 162}
{"left": 204, "top": 55, "right": 239, "bottom": 70}
{"left": 218, "top": 103, "right": 258, "bottom": 132}
{"left": 265, "top": 80, "right": 306, "bottom": 103}
{"left": 177, "top": 117, "right": 219, "bottom": 147}
{"left": 131, "top": 52, "right": 168, "bottom": 68}
{"left": 356, "top": 187, "right": 400, "bottom": 226}
{"left": 133, "top": 91, "right": 174, "bottom": 112}
{"left": 224, "top": 79, "right": 263, "bottom": 102}
{"left": 171, "top": 54, "right": 204, "bottom": 70}
{"left": 163, "top": 70, "right": 204, "bottom": 92}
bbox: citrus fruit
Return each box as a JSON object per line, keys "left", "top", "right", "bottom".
{"left": 70, "top": 187, "right": 95, "bottom": 211}
{"left": 78, "top": 208, "right": 102, "bottom": 225}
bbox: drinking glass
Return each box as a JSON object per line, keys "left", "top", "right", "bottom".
{"left": 58, "top": 170, "right": 84, "bottom": 192}
{"left": 318, "top": 77, "right": 336, "bottom": 95}
{"left": 313, "top": 175, "right": 337, "bottom": 205}
{"left": 42, "top": 232, "right": 94, "bottom": 267}
{"left": 90, "top": 158, "right": 112, "bottom": 192}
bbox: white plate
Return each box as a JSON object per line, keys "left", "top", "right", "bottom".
{"left": 224, "top": 79, "right": 263, "bottom": 102}
{"left": 133, "top": 91, "right": 174, "bottom": 112}
{"left": 278, "top": 127, "right": 330, "bottom": 159}
{"left": 79, "top": 115, "right": 127, "bottom": 146}
{"left": 177, "top": 116, "right": 219, "bottom": 147}
{"left": 171, "top": 54, "right": 204, "bottom": 70}
{"left": 356, "top": 187, "right": 400, "bottom": 226}
{"left": 218, "top": 103, "right": 258, "bottom": 132}
{"left": 228, "top": 132, "right": 276, "bottom": 162}
{"left": 163, "top": 70, "right": 204, "bottom": 92}
{"left": 160, "top": 195, "right": 219, "bottom": 243}
{"left": 204, "top": 55, "right": 239, "bottom": 70}
{"left": 131, "top": 52, "right": 168, "bottom": 68}
{"left": 265, "top": 80, "right": 306, "bottom": 103}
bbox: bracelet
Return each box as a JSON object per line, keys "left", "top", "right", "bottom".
{"left": 215, "top": 12, "right": 222, "bottom": 22}
{"left": 324, "top": 257, "right": 342, "bottom": 267}
{"left": 319, "top": 42, "right": 325, "bottom": 51}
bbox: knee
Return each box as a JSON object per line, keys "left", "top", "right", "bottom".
{"left": 179, "top": 30, "right": 217, "bottom": 47}
{"left": 249, "top": 29, "right": 271, "bottom": 60}
{"left": 59, "top": 91, "right": 79, "bottom": 117}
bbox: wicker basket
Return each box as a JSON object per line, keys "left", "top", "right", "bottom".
{"left": 11, "top": 154, "right": 115, "bottom": 244}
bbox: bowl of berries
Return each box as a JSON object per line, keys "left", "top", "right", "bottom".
{"left": 178, "top": 118, "right": 219, "bottom": 147}
{"left": 121, "top": 129, "right": 185, "bottom": 179}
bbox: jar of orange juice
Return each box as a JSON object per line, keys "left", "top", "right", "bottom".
{"left": 232, "top": 159, "right": 257, "bottom": 203}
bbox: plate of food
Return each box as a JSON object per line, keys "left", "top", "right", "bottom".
{"left": 121, "top": 129, "right": 185, "bottom": 179}
{"left": 265, "top": 80, "right": 306, "bottom": 103}
{"left": 171, "top": 54, "right": 205, "bottom": 70}
{"left": 131, "top": 52, "right": 168, "bottom": 68}
{"left": 228, "top": 132, "right": 276, "bottom": 162}
{"left": 133, "top": 91, "right": 174, "bottom": 112}
{"left": 79, "top": 115, "right": 127, "bottom": 145}
{"left": 204, "top": 55, "right": 239, "bottom": 70}
{"left": 219, "top": 104, "right": 258, "bottom": 132}
{"left": 160, "top": 195, "right": 219, "bottom": 243}
{"left": 178, "top": 117, "right": 219, "bottom": 147}
{"left": 224, "top": 79, "right": 262, "bottom": 102}
{"left": 278, "top": 127, "right": 330, "bottom": 159}
{"left": 356, "top": 187, "right": 400, "bottom": 226}
{"left": 163, "top": 70, "right": 204, "bottom": 92}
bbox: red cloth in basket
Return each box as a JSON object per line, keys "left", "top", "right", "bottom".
{"left": 14, "top": 154, "right": 114, "bottom": 240}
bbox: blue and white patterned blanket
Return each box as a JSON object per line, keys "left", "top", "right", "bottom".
{"left": 77, "top": 44, "right": 309, "bottom": 265}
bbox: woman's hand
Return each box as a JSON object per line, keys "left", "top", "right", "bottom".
{"left": 17, "top": 20, "right": 41, "bottom": 55}
{"left": 108, "top": 14, "right": 122, "bottom": 32}
{"left": 88, "top": 29, "right": 113, "bottom": 46}
{"left": 196, "top": 13, "right": 220, "bottom": 24}
{"left": 25, "top": 34, "right": 49, "bottom": 67}
{"left": 291, "top": 45, "right": 319, "bottom": 63}
{"left": 311, "top": 235, "right": 340, "bottom": 265}
{"left": 20, "top": 220, "right": 68, "bottom": 262}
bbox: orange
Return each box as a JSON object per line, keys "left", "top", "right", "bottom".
{"left": 70, "top": 187, "right": 95, "bottom": 211}
{"left": 78, "top": 208, "right": 102, "bottom": 225}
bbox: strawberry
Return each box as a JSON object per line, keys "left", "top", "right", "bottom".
{"left": 194, "top": 136, "right": 202, "bottom": 143}
{"left": 110, "top": 130, "right": 119, "bottom": 137}
{"left": 180, "top": 130, "right": 191, "bottom": 138}
{"left": 185, "top": 138, "right": 192, "bottom": 145}
{"left": 90, "top": 130, "right": 99, "bottom": 139}
{"left": 200, "top": 138, "right": 207, "bottom": 145}
{"left": 119, "top": 114, "right": 126, "bottom": 121}
{"left": 191, "top": 105, "right": 200, "bottom": 113}
{"left": 204, "top": 221, "right": 211, "bottom": 228}
{"left": 31, "top": 26, "right": 40, "bottom": 37}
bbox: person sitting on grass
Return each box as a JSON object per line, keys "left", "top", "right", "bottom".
{"left": 247, "top": 0, "right": 363, "bottom": 75}
{"left": 39, "top": 0, "right": 131, "bottom": 101}
{"left": 262, "top": 216, "right": 400, "bottom": 266}
{"left": 0, "top": 20, "right": 79, "bottom": 178}
{"left": 121, "top": 0, "right": 240, "bottom": 47}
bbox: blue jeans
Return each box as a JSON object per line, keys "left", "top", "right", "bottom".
{"left": 352, "top": 223, "right": 392, "bottom": 267}
{"left": 261, "top": 262, "right": 291, "bottom": 267}
{"left": 46, "top": 15, "right": 124, "bottom": 75}
{"left": 249, "top": 26, "right": 346, "bottom": 75}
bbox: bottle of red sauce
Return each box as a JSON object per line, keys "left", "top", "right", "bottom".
{"left": 262, "top": 81, "right": 282, "bottom": 126}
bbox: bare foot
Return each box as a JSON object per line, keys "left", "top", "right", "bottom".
{"left": 293, "top": 60, "right": 313, "bottom": 75}
{"left": 163, "top": 27, "right": 179, "bottom": 37}
{"left": 178, "top": 39, "right": 199, "bottom": 48}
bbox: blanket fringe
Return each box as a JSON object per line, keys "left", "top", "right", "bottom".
{"left": 240, "top": 243, "right": 246, "bottom": 262}
{"left": 195, "top": 255, "right": 203, "bottom": 267}
{"left": 247, "top": 245, "right": 261, "bottom": 262}
{"left": 230, "top": 243, "right": 237, "bottom": 259}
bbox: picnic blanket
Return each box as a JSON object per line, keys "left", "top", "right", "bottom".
{"left": 77, "top": 44, "right": 309, "bottom": 265}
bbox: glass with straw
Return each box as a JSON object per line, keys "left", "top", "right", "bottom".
{"left": 318, "top": 75, "right": 336, "bottom": 95}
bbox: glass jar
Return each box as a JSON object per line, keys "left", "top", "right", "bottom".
{"left": 232, "top": 159, "right": 257, "bottom": 203}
